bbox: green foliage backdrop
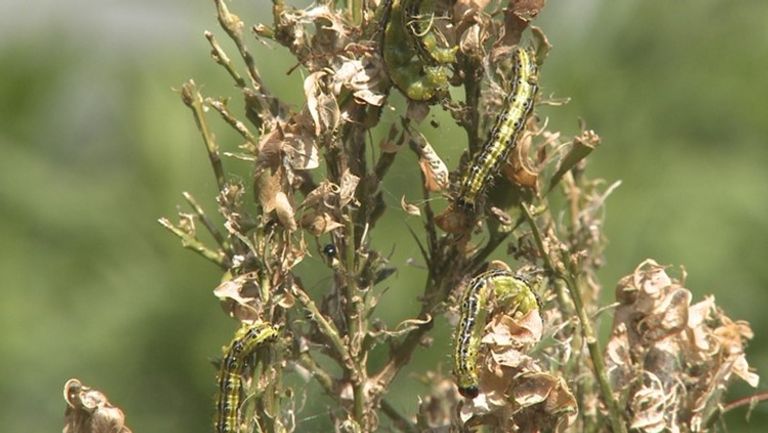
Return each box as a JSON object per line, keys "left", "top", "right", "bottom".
{"left": 1, "top": 1, "right": 766, "bottom": 432}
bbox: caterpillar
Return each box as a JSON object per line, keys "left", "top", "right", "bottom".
{"left": 402, "top": 0, "right": 457, "bottom": 65}
{"left": 215, "top": 321, "right": 278, "bottom": 433}
{"left": 455, "top": 47, "right": 538, "bottom": 212}
{"left": 452, "top": 269, "right": 539, "bottom": 398}
{"left": 381, "top": 0, "right": 453, "bottom": 101}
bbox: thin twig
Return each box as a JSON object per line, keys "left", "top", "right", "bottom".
{"left": 182, "top": 192, "right": 228, "bottom": 252}
{"left": 213, "top": 0, "right": 264, "bottom": 90}
{"left": 212, "top": 0, "right": 279, "bottom": 126}
{"left": 180, "top": 80, "right": 227, "bottom": 192}
{"left": 520, "top": 203, "right": 626, "bottom": 433}
{"left": 206, "top": 98, "right": 258, "bottom": 147}
{"left": 291, "top": 281, "right": 353, "bottom": 369}
{"left": 158, "top": 218, "right": 228, "bottom": 269}
{"left": 296, "top": 353, "right": 336, "bottom": 397}
{"left": 341, "top": 214, "right": 368, "bottom": 427}
{"left": 335, "top": 95, "right": 373, "bottom": 429}
{"left": 564, "top": 267, "right": 624, "bottom": 433}
{"left": 520, "top": 203, "right": 570, "bottom": 311}
{"left": 204, "top": 31, "right": 247, "bottom": 88}
{"left": 404, "top": 128, "right": 438, "bottom": 256}
{"left": 723, "top": 391, "right": 768, "bottom": 413}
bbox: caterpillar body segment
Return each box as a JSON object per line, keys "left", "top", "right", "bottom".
{"left": 215, "top": 322, "right": 278, "bottom": 433}
{"left": 382, "top": 0, "right": 452, "bottom": 101}
{"left": 455, "top": 47, "right": 539, "bottom": 212}
{"left": 452, "top": 269, "right": 539, "bottom": 398}
{"left": 453, "top": 271, "right": 494, "bottom": 398}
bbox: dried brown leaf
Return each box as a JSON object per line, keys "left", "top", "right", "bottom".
{"left": 304, "top": 71, "right": 340, "bottom": 137}
{"left": 301, "top": 180, "right": 337, "bottom": 210}
{"left": 213, "top": 272, "right": 266, "bottom": 321}
{"left": 501, "top": 0, "right": 545, "bottom": 46}
{"left": 435, "top": 206, "right": 473, "bottom": 233}
{"left": 338, "top": 169, "right": 360, "bottom": 207}
{"left": 273, "top": 191, "right": 298, "bottom": 231}
{"left": 502, "top": 131, "right": 538, "bottom": 190}
{"left": 458, "top": 20, "right": 483, "bottom": 57}
{"left": 414, "top": 139, "right": 450, "bottom": 192}
{"left": 482, "top": 309, "right": 543, "bottom": 347}
{"left": 547, "top": 129, "right": 600, "bottom": 193}
{"left": 255, "top": 171, "right": 281, "bottom": 213}
{"left": 255, "top": 169, "right": 297, "bottom": 231}
{"left": 63, "top": 379, "right": 132, "bottom": 433}
{"left": 510, "top": 0, "right": 545, "bottom": 21}
{"left": 489, "top": 205, "right": 514, "bottom": 226}
{"left": 608, "top": 259, "right": 759, "bottom": 433}
{"left": 299, "top": 211, "right": 344, "bottom": 235}
{"left": 256, "top": 127, "right": 285, "bottom": 167}
{"left": 331, "top": 55, "right": 387, "bottom": 106}
{"left": 400, "top": 196, "right": 421, "bottom": 216}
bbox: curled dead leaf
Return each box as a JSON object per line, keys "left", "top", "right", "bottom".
{"left": 299, "top": 211, "right": 344, "bottom": 235}
{"left": 487, "top": 260, "right": 512, "bottom": 273}
{"left": 489, "top": 205, "right": 514, "bottom": 226}
{"left": 482, "top": 309, "right": 544, "bottom": 347}
{"left": 510, "top": 0, "right": 546, "bottom": 21}
{"left": 501, "top": 0, "right": 545, "bottom": 46}
{"left": 256, "top": 170, "right": 297, "bottom": 231}
{"left": 331, "top": 55, "right": 387, "bottom": 106}
{"left": 304, "top": 71, "right": 340, "bottom": 137}
{"left": 458, "top": 20, "right": 483, "bottom": 58}
{"left": 547, "top": 129, "right": 600, "bottom": 193}
{"left": 213, "top": 272, "right": 264, "bottom": 322}
{"left": 435, "top": 206, "right": 473, "bottom": 234}
{"left": 301, "top": 180, "right": 338, "bottom": 211}
{"left": 400, "top": 196, "right": 421, "bottom": 216}
{"left": 63, "top": 379, "right": 132, "bottom": 433}
{"left": 414, "top": 139, "right": 450, "bottom": 192}
{"left": 338, "top": 169, "right": 360, "bottom": 207}
{"left": 273, "top": 191, "right": 298, "bottom": 232}
{"left": 502, "top": 131, "right": 539, "bottom": 190}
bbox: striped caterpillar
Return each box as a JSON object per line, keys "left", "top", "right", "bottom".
{"left": 382, "top": 0, "right": 454, "bottom": 101}
{"left": 455, "top": 47, "right": 538, "bottom": 212}
{"left": 215, "top": 321, "right": 278, "bottom": 433}
{"left": 452, "top": 269, "right": 539, "bottom": 398}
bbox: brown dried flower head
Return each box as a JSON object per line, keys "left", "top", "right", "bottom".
{"left": 606, "top": 260, "right": 759, "bottom": 433}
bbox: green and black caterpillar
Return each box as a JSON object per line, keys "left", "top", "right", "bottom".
{"left": 215, "top": 321, "right": 278, "bottom": 433}
{"left": 454, "top": 47, "right": 538, "bottom": 212}
{"left": 381, "top": 0, "right": 456, "bottom": 101}
{"left": 452, "top": 269, "right": 539, "bottom": 398}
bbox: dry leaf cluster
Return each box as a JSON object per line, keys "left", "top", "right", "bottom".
{"left": 63, "top": 379, "right": 132, "bottom": 433}
{"left": 606, "top": 260, "right": 758, "bottom": 433}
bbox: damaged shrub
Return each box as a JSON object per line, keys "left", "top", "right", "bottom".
{"left": 62, "top": 1, "right": 760, "bottom": 433}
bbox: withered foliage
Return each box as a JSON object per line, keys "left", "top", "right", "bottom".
{"left": 63, "top": 1, "right": 759, "bottom": 433}
{"left": 63, "top": 379, "right": 132, "bottom": 433}
{"left": 606, "top": 261, "right": 758, "bottom": 433}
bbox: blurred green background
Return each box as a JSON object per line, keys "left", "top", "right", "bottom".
{"left": 1, "top": 1, "right": 766, "bottom": 432}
